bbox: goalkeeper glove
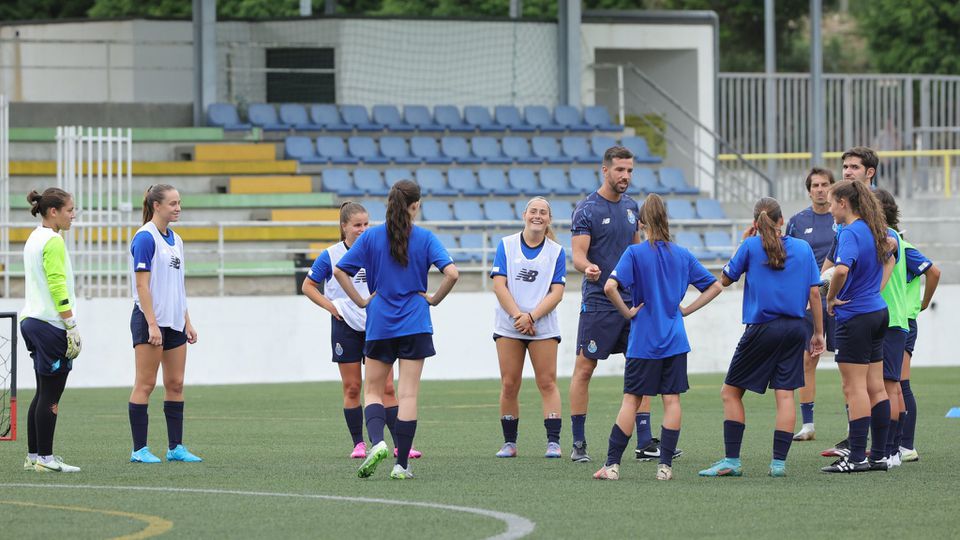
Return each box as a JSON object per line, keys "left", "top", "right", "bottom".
{"left": 64, "top": 316, "right": 82, "bottom": 360}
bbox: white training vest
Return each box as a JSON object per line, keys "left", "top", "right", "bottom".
{"left": 323, "top": 241, "right": 369, "bottom": 333}
{"left": 21, "top": 226, "right": 76, "bottom": 329}
{"left": 130, "top": 222, "right": 187, "bottom": 331}
{"left": 493, "top": 233, "right": 563, "bottom": 340}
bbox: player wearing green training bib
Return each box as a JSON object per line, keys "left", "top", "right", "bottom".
{"left": 20, "top": 188, "right": 82, "bottom": 473}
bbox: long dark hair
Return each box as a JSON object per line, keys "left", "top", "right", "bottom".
{"left": 338, "top": 201, "right": 367, "bottom": 242}
{"left": 27, "top": 188, "right": 71, "bottom": 217}
{"left": 142, "top": 184, "right": 176, "bottom": 224}
{"left": 386, "top": 180, "right": 420, "bottom": 266}
{"left": 639, "top": 193, "right": 670, "bottom": 244}
{"left": 754, "top": 197, "right": 786, "bottom": 270}
{"left": 831, "top": 180, "right": 887, "bottom": 264}
{"left": 874, "top": 188, "right": 900, "bottom": 232}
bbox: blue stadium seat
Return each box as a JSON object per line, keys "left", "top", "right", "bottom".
{"left": 532, "top": 137, "right": 573, "bottom": 164}
{"left": 403, "top": 105, "right": 442, "bottom": 131}
{"left": 384, "top": 168, "right": 411, "bottom": 188}
{"left": 464, "top": 106, "right": 500, "bottom": 132}
{"left": 570, "top": 168, "right": 600, "bottom": 194}
{"left": 562, "top": 136, "right": 601, "bottom": 164}
{"left": 415, "top": 168, "right": 456, "bottom": 196}
{"left": 590, "top": 135, "right": 617, "bottom": 159}
{"left": 434, "top": 105, "right": 473, "bottom": 132}
{"left": 583, "top": 106, "right": 624, "bottom": 132}
{"left": 321, "top": 169, "right": 361, "bottom": 196}
{"left": 621, "top": 135, "right": 662, "bottom": 164}
{"left": 508, "top": 168, "right": 547, "bottom": 195}
{"left": 379, "top": 136, "right": 420, "bottom": 165}
{"left": 309, "top": 105, "right": 351, "bottom": 132}
{"left": 696, "top": 198, "right": 727, "bottom": 220}
{"left": 360, "top": 200, "right": 387, "bottom": 223}
{"left": 436, "top": 233, "right": 468, "bottom": 263}
{"left": 248, "top": 104, "right": 290, "bottom": 132}
{"left": 478, "top": 169, "right": 520, "bottom": 196}
{"left": 421, "top": 200, "right": 454, "bottom": 222}
{"left": 207, "top": 103, "right": 251, "bottom": 131}
{"left": 539, "top": 168, "right": 579, "bottom": 196}
{"left": 495, "top": 105, "right": 536, "bottom": 132}
{"left": 453, "top": 200, "right": 485, "bottom": 221}
{"left": 348, "top": 136, "right": 390, "bottom": 164}
{"left": 284, "top": 136, "right": 326, "bottom": 164}
{"left": 632, "top": 168, "right": 669, "bottom": 195}
{"left": 316, "top": 137, "right": 359, "bottom": 165}
{"left": 441, "top": 136, "right": 482, "bottom": 164}
{"left": 704, "top": 230, "right": 734, "bottom": 259}
{"left": 485, "top": 200, "right": 516, "bottom": 221}
{"left": 459, "top": 233, "right": 486, "bottom": 262}
{"left": 555, "top": 232, "right": 573, "bottom": 259}
{"left": 667, "top": 199, "right": 697, "bottom": 220}
{"left": 447, "top": 168, "right": 487, "bottom": 196}
{"left": 675, "top": 231, "right": 713, "bottom": 259}
{"left": 501, "top": 136, "right": 543, "bottom": 164}
{"left": 410, "top": 136, "right": 452, "bottom": 164}
{"left": 372, "top": 105, "right": 414, "bottom": 132}
{"left": 353, "top": 169, "right": 388, "bottom": 196}
{"left": 340, "top": 105, "right": 382, "bottom": 132}
{"left": 555, "top": 105, "right": 593, "bottom": 132}
{"left": 279, "top": 104, "right": 322, "bottom": 131}
{"left": 471, "top": 136, "right": 511, "bottom": 164}
{"left": 513, "top": 198, "right": 530, "bottom": 220}
{"left": 524, "top": 106, "right": 564, "bottom": 132}
{"left": 550, "top": 199, "right": 575, "bottom": 221}
{"left": 659, "top": 167, "right": 699, "bottom": 194}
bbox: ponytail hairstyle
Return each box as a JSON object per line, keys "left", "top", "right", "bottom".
{"left": 639, "top": 193, "right": 670, "bottom": 245}
{"left": 523, "top": 196, "right": 557, "bottom": 242}
{"left": 338, "top": 201, "right": 368, "bottom": 242}
{"left": 753, "top": 197, "right": 786, "bottom": 270}
{"left": 385, "top": 179, "right": 421, "bottom": 267}
{"left": 874, "top": 188, "right": 900, "bottom": 232}
{"left": 27, "top": 188, "right": 72, "bottom": 217}
{"left": 142, "top": 184, "right": 176, "bottom": 224}
{"left": 830, "top": 180, "right": 888, "bottom": 264}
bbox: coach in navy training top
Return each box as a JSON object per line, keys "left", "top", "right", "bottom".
{"left": 572, "top": 191, "right": 639, "bottom": 311}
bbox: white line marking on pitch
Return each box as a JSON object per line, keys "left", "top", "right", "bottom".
{"left": 0, "top": 483, "right": 535, "bottom": 540}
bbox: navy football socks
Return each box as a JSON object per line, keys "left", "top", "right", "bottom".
{"left": 128, "top": 402, "right": 149, "bottom": 451}
{"left": 343, "top": 406, "right": 364, "bottom": 445}
{"left": 870, "top": 400, "right": 891, "bottom": 460}
{"left": 901, "top": 379, "right": 917, "bottom": 449}
{"left": 364, "top": 404, "right": 386, "bottom": 445}
{"left": 635, "top": 412, "right": 652, "bottom": 448}
{"left": 659, "top": 427, "right": 680, "bottom": 466}
{"left": 385, "top": 405, "right": 399, "bottom": 447}
{"left": 501, "top": 416, "right": 519, "bottom": 444}
{"left": 772, "top": 430, "right": 793, "bottom": 461}
{"left": 395, "top": 419, "right": 417, "bottom": 469}
{"left": 571, "top": 414, "right": 586, "bottom": 443}
{"left": 544, "top": 417, "right": 561, "bottom": 444}
{"left": 800, "top": 402, "right": 814, "bottom": 425}
{"left": 605, "top": 424, "right": 630, "bottom": 466}
{"left": 163, "top": 400, "right": 184, "bottom": 450}
{"left": 723, "top": 420, "right": 745, "bottom": 459}
{"left": 848, "top": 416, "right": 870, "bottom": 462}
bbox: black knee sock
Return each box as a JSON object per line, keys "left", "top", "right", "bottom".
{"left": 129, "top": 403, "right": 149, "bottom": 451}
{"left": 772, "top": 430, "right": 793, "bottom": 461}
{"left": 385, "top": 406, "right": 399, "bottom": 447}
{"left": 544, "top": 417, "right": 561, "bottom": 444}
{"left": 901, "top": 379, "right": 917, "bottom": 449}
{"left": 723, "top": 420, "right": 745, "bottom": 459}
{"left": 870, "top": 400, "right": 891, "bottom": 460}
{"left": 501, "top": 416, "right": 519, "bottom": 443}
{"left": 343, "top": 406, "right": 364, "bottom": 445}
{"left": 163, "top": 401, "right": 184, "bottom": 450}
{"left": 395, "top": 419, "right": 417, "bottom": 469}
{"left": 659, "top": 427, "right": 680, "bottom": 467}
{"left": 27, "top": 373, "right": 40, "bottom": 454}
{"left": 364, "top": 404, "right": 386, "bottom": 445}
{"left": 35, "top": 373, "right": 68, "bottom": 456}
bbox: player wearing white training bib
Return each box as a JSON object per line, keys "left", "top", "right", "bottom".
{"left": 491, "top": 197, "right": 566, "bottom": 459}
{"left": 302, "top": 202, "right": 415, "bottom": 461}
{"left": 127, "top": 184, "right": 201, "bottom": 465}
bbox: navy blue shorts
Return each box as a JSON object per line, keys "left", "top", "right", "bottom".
{"left": 882, "top": 327, "right": 908, "bottom": 381}
{"left": 623, "top": 353, "right": 689, "bottom": 396}
{"left": 20, "top": 318, "right": 72, "bottom": 376}
{"left": 725, "top": 317, "right": 806, "bottom": 394}
{"left": 904, "top": 318, "right": 918, "bottom": 355}
{"left": 331, "top": 317, "right": 365, "bottom": 363}
{"left": 364, "top": 333, "right": 435, "bottom": 364}
{"left": 835, "top": 309, "right": 888, "bottom": 364}
{"left": 803, "top": 301, "right": 837, "bottom": 352}
{"left": 576, "top": 310, "right": 629, "bottom": 360}
{"left": 130, "top": 306, "right": 188, "bottom": 351}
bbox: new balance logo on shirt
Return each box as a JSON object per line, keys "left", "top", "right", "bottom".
{"left": 516, "top": 269, "right": 539, "bottom": 282}
{"left": 169, "top": 256, "right": 181, "bottom": 270}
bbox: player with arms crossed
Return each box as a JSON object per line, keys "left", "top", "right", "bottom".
{"left": 491, "top": 197, "right": 566, "bottom": 459}
{"left": 593, "top": 194, "right": 721, "bottom": 481}
{"left": 302, "top": 202, "right": 417, "bottom": 460}
{"left": 128, "top": 184, "right": 201, "bottom": 464}
{"left": 20, "top": 188, "right": 82, "bottom": 472}
{"left": 335, "top": 180, "right": 458, "bottom": 479}
{"left": 698, "top": 198, "right": 824, "bottom": 478}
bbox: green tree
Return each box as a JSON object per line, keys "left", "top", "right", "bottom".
{"left": 0, "top": 0, "right": 96, "bottom": 21}
{"left": 857, "top": 0, "right": 960, "bottom": 74}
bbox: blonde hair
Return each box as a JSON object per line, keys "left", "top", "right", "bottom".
{"left": 522, "top": 196, "right": 556, "bottom": 242}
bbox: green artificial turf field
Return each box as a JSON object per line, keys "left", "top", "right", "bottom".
{"left": 2, "top": 368, "right": 959, "bottom": 539}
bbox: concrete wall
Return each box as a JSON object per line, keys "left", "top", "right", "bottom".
{"left": 5, "top": 286, "right": 956, "bottom": 389}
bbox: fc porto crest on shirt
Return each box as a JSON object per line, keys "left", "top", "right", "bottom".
{"left": 627, "top": 209, "right": 637, "bottom": 225}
